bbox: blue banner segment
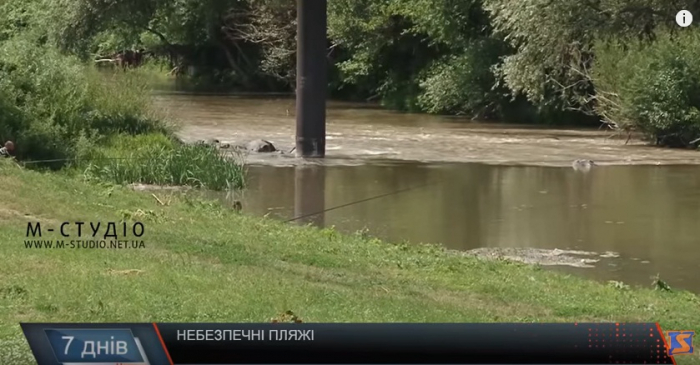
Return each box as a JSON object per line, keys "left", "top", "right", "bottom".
{"left": 45, "top": 328, "right": 145, "bottom": 363}
{"left": 21, "top": 323, "right": 172, "bottom": 365}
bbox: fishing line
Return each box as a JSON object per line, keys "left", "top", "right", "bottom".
{"left": 281, "top": 156, "right": 698, "bottom": 223}
{"left": 12, "top": 154, "right": 442, "bottom": 222}
{"left": 9, "top": 154, "right": 692, "bottom": 223}
{"left": 17, "top": 156, "right": 160, "bottom": 164}
{"left": 284, "top": 181, "right": 440, "bottom": 223}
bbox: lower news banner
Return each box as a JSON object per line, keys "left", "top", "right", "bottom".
{"left": 21, "top": 323, "right": 689, "bottom": 365}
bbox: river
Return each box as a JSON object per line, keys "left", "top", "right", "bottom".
{"left": 152, "top": 92, "right": 700, "bottom": 293}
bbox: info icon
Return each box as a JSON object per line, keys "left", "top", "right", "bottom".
{"left": 676, "top": 10, "right": 693, "bottom": 27}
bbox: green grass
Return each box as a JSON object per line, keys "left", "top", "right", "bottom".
{"left": 75, "top": 133, "right": 246, "bottom": 190}
{"left": 0, "top": 37, "right": 171, "bottom": 168}
{"left": 0, "top": 161, "right": 698, "bottom": 364}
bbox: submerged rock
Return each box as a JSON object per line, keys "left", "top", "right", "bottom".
{"left": 190, "top": 138, "right": 279, "bottom": 153}
{"left": 572, "top": 159, "right": 596, "bottom": 172}
{"left": 193, "top": 138, "right": 220, "bottom": 147}
{"left": 246, "top": 139, "right": 277, "bottom": 153}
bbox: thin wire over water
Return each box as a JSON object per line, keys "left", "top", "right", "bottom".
{"left": 283, "top": 181, "right": 441, "bottom": 223}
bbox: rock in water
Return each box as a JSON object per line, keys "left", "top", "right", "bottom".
{"left": 572, "top": 159, "right": 596, "bottom": 172}
{"left": 194, "top": 138, "right": 220, "bottom": 147}
{"left": 246, "top": 139, "right": 276, "bottom": 153}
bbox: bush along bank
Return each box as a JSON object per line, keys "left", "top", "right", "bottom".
{"left": 0, "top": 37, "right": 167, "bottom": 169}
{"left": 0, "top": 37, "right": 244, "bottom": 190}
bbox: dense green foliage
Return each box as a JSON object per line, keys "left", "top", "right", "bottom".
{"left": 484, "top": 0, "right": 700, "bottom": 142}
{"left": 0, "top": 2, "right": 246, "bottom": 188}
{"left": 1, "top": 0, "right": 700, "bottom": 147}
{"left": 0, "top": 36, "right": 168, "bottom": 169}
{"left": 592, "top": 32, "right": 700, "bottom": 147}
{"left": 81, "top": 134, "right": 246, "bottom": 190}
{"left": 327, "top": 0, "right": 503, "bottom": 115}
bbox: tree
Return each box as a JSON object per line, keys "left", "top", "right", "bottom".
{"left": 223, "top": 0, "right": 297, "bottom": 85}
{"left": 483, "top": 0, "right": 700, "bottom": 113}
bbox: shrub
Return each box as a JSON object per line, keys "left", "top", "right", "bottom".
{"left": 592, "top": 30, "right": 700, "bottom": 147}
{"left": 0, "top": 36, "right": 170, "bottom": 169}
{"left": 81, "top": 134, "right": 246, "bottom": 191}
{"left": 417, "top": 38, "right": 508, "bottom": 118}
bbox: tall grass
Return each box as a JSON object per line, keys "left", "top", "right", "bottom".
{"left": 0, "top": 36, "right": 246, "bottom": 190}
{"left": 0, "top": 36, "right": 170, "bottom": 169}
{"left": 80, "top": 134, "right": 246, "bottom": 191}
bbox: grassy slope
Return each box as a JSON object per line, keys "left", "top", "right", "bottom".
{"left": 0, "top": 161, "right": 698, "bottom": 364}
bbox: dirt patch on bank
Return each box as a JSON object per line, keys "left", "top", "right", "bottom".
{"left": 0, "top": 208, "right": 61, "bottom": 226}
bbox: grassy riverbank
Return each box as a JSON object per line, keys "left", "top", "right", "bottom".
{"left": 0, "top": 162, "right": 698, "bottom": 364}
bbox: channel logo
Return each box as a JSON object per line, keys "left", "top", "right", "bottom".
{"left": 667, "top": 330, "right": 694, "bottom": 356}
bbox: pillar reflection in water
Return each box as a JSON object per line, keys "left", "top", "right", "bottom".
{"left": 293, "top": 165, "right": 326, "bottom": 227}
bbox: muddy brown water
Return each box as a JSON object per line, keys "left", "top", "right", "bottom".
{"left": 152, "top": 92, "right": 700, "bottom": 293}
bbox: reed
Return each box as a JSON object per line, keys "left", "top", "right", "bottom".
{"left": 80, "top": 134, "right": 245, "bottom": 191}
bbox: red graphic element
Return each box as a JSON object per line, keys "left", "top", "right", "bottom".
{"left": 656, "top": 323, "right": 677, "bottom": 365}
{"left": 153, "top": 323, "right": 175, "bottom": 365}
